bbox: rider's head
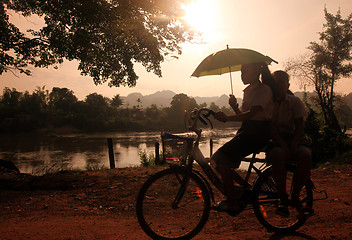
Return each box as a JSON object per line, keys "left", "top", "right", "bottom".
{"left": 272, "top": 70, "right": 290, "bottom": 101}
{"left": 241, "top": 62, "right": 264, "bottom": 85}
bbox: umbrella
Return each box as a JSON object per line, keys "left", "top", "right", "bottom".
{"left": 191, "top": 46, "right": 278, "bottom": 94}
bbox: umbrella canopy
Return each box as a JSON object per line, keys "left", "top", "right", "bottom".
{"left": 191, "top": 48, "right": 277, "bottom": 77}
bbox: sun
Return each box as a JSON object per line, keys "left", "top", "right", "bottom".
{"left": 182, "top": 0, "right": 218, "bottom": 39}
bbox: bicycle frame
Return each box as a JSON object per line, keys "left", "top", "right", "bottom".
{"left": 162, "top": 108, "right": 270, "bottom": 205}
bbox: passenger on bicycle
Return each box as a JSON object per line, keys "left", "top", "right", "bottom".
{"left": 267, "top": 70, "right": 313, "bottom": 218}
{"left": 210, "top": 62, "right": 274, "bottom": 215}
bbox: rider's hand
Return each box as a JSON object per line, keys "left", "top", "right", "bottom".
{"left": 229, "top": 94, "right": 239, "bottom": 110}
{"left": 214, "top": 111, "right": 228, "bottom": 122}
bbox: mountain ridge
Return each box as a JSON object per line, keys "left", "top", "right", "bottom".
{"left": 120, "top": 90, "right": 352, "bottom": 109}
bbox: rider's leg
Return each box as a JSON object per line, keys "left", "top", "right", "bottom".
{"left": 268, "top": 147, "right": 289, "bottom": 205}
{"left": 291, "top": 145, "right": 312, "bottom": 204}
{"left": 210, "top": 151, "right": 241, "bottom": 210}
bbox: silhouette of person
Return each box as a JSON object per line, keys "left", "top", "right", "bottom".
{"left": 210, "top": 62, "right": 274, "bottom": 215}
{"left": 267, "top": 70, "right": 313, "bottom": 217}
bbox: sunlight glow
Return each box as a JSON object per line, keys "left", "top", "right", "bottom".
{"left": 182, "top": 0, "right": 219, "bottom": 41}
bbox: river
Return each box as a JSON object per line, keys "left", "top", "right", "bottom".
{"left": 1, "top": 128, "right": 266, "bottom": 175}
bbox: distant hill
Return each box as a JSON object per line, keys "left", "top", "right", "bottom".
{"left": 121, "top": 91, "right": 242, "bottom": 108}
{"left": 121, "top": 90, "right": 175, "bottom": 108}
{"left": 120, "top": 90, "right": 351, "bottom": 109}
{"left": 121, "top": 90, "right": 177, "bottom": 108}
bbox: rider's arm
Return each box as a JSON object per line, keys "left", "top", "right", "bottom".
{"left": 215, "top": 105, "right": 262, "bottom": 122}
{"left": 290, "top": 117, "right": 305, "bottom": 152}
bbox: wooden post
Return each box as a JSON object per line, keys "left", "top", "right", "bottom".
{"left": 155, "top": 142, "right": 160, "bottom": 165}
{"left": 161, "top": 135, "right": 166, "bottom": 164}
{"left": 210, "top": 139, "right": 213, "bottom": 157}
{"left": 107, "top": 138, "right": 115, "bottom": 169}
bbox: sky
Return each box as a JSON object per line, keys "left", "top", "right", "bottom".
{"left": 1, "top": 0, "right": 352, "bottom": 100}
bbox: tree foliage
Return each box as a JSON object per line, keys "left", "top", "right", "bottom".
{"left": 284, "top": 8, "right": 352, "bottom": 164}
{"left": 170, "top": 93, "right": 198, "bottom": 115}
{"left": 285, "top": 8, "right": 352, "bottom": 133}
{"left": 0, "top": 87, "right": 222, "bottom": 132}
{"left": 1, "top": 0, "right": 194, "bottom": 86}
{"left": 111, "top": 94, "right": 123, "bottom": 108}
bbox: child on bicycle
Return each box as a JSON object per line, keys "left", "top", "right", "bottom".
{"left": 210, "top": 62, "right": 274, "bottom": 215}
{"left": 267, "top": 70, "right": 313, "bottom": 218}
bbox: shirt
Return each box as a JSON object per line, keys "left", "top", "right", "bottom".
{"left": 273, "top": 94, "right": 307, "bottom": 135}
{"left": 241, "top": 81, "right": 273, "bottom": 121}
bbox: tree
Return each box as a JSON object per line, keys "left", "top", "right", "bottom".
{"left": 0, "top": 87, "right": 22, "bottom": 110}
{"left": 2, "top": 0, "right": 194, "bottom": 87}
{"left": 285, "top": 8, "right": 352, "bottom": 133}
{"left": 136, "top": 97, "right": 142, "bottom": 109}
{"left": 209, "top": 102, "right": 220, "bottom": 112}
{"left": 145, "top": 104, "right": 159, "bottom": 118}
{"left": 111, "top": 94, "right": 123, "bottom": 108}
{"left": 49, "top": 87, "right": 77, "bottom": 113}
{"left": 169, "top": 93, "right": 198, "bottom": 117}
{"left": 84, "top": 93, "right": 109, "bottom": 115}
{"left": 0, "top": 2, "right": 38, "bottom": 76}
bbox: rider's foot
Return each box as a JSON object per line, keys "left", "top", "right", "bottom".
{"left": 214, "top": 200, "right": 240, "bottom": 217}
{"left": 290, "top": 198, "right": 314, "bottom": 219}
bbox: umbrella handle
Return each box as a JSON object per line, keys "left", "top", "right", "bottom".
{"left": 229, "top": 66, "right": 234, "bottom": 95}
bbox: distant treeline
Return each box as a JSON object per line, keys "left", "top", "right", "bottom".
{"left": 0, "top": 87, "right": 237, "bottom": 133}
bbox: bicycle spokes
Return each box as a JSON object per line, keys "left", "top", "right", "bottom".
{"left": 136, "top": 168, "right": 210, "bottom": 239}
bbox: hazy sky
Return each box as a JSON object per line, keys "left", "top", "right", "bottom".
{"left": 1, "top": 0, "right": 352, "bottom": 100}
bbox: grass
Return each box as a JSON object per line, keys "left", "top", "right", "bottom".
{"left": 139, "top": 149, "right": 156, "bottom": 167}
{"left": 85, "top": 162, "right": 108, "bottom": 171}
{"left": 31, "top": 162, "right": 73, "bottom": 176}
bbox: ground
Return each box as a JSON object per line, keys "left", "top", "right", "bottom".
{"left": 0, "top": 164, "right": 351, "bottom": 240}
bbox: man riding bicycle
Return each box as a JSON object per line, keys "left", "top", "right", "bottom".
{"left": 267, "top": 70, "right": 313, "bottom": 218}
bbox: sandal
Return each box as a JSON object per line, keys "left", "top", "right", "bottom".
{"left": 290, "top": 198, "right": 314, "bottom": 219}
{"left": 214, "top": 200, "right": 240, "bottom": 217}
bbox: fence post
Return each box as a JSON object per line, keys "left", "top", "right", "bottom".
{"left": 210, "top": 139, "right": 213, "bottom": 157}
{"left": 155, "top": 142, "right": 160, "bottom": 165}
{"left": 161, "top": 135, "right": 166, "bottom": 164}
{"left": 107, "top": 138, "right": 115, "bottom": 169}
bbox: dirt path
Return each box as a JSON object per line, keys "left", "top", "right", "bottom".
{"left": 1, "top": 165, "right": 351, "bottom": 239}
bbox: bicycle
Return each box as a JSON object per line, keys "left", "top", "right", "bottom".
{"left": 136, "top": 108, "right": 326, "bottom": 240}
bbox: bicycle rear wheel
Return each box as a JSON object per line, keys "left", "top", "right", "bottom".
{"left": 136, "top": 167, "right": 211, "bottom": 240}
{"left": 252, "top": 164, "right": 313, "bottom": 233}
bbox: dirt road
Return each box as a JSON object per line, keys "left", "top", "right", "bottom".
{"left": 1, "top": 165, "right": 351, "bottom": 239}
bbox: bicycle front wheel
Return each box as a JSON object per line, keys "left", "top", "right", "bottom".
{"left": 252, "top": 164, "right": 313, "bottom": 233}
{"left": 136, "top": 167, "right": 211, "bottom": 240}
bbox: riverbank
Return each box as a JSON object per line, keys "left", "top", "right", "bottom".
{"left": 0, "top": 163, "right": 351, "bottom": 239}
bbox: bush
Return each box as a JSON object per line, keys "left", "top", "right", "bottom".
{"left": 139, "top": 150, "right": 156, "bottom": 167}
{"left": 305, "top": 108, "right": 351, "bottom": 166}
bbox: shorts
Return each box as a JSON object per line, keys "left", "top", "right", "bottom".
{"left": 218, "top": 120, "right": 271, "bottom": 165}
{"left": 266, "top": 134, "right": 312, "bottom": 152}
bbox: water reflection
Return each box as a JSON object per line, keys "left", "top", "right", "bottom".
{"left": 0, "top": 128, "right": 244, "bottom": 174}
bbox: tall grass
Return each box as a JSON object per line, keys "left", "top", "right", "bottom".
{"left": 139, "top": 149, "right": 156, "bottom": 167}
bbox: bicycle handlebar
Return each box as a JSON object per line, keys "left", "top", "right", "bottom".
{"left": 186, "top": 108, "right": 215, "bottom": 133}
